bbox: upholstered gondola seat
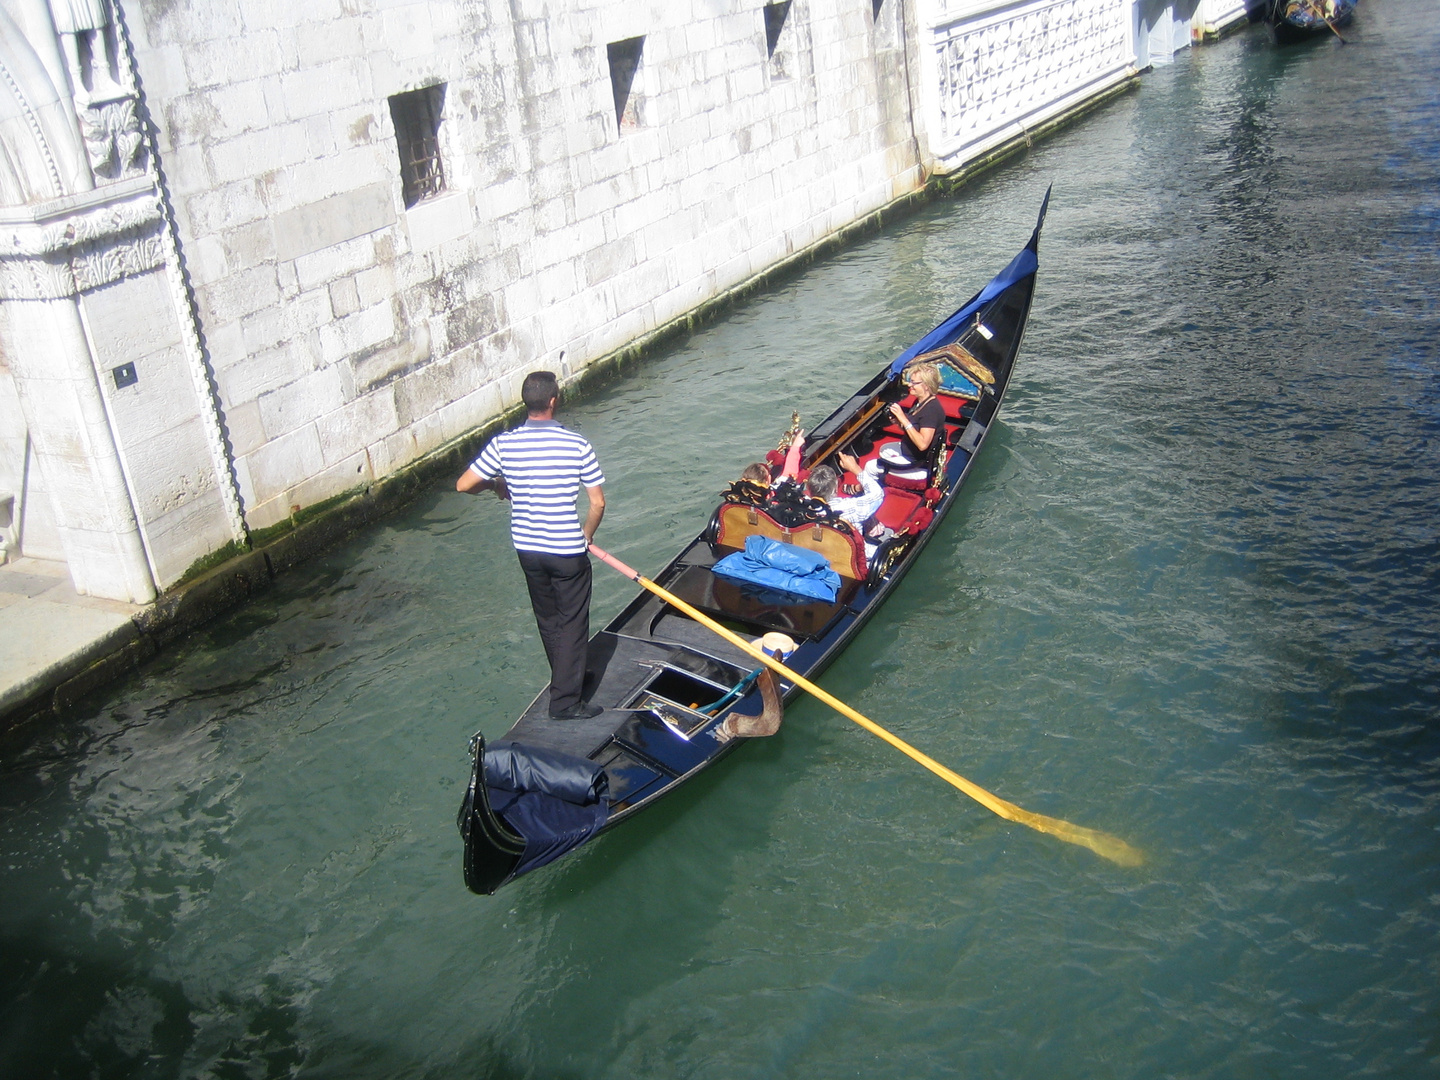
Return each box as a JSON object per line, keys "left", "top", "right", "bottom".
{"left": 712, "top": 502, "right": 867, "bottom": 580}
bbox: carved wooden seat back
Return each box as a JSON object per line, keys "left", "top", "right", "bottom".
{"left": 713, "top": 503, "right": 867, "bottom": 581}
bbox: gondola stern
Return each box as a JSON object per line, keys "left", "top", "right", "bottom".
{"left": 457, "top": 734, "right": 526, "bottom": 895}
{"left": 458, "top": 734, "right": 615, "bottom": 896}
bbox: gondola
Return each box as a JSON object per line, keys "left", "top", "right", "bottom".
{"left": 1261, "top": 0, "right": 1354, "bottom": 45}
{"left": 459, "top": 189, "right": 1051, "bottom": 895}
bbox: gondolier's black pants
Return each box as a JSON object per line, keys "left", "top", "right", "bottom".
{"left": 516, "top": 550, "right": 592, "bottom": 715}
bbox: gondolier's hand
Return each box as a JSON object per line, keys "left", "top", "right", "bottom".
{"left": 456, "top": 468, "right": 508, "bottom": 499}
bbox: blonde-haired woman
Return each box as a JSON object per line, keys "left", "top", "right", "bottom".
{"left": 887, "top": 362, "right": 945, "bottom": 467}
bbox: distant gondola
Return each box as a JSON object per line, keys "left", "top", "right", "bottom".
{"left": 1261, "top": 0, "right": 1355, "bottom": 44}
{"left": 458, "top": 190, "right": 1051, "bottom": 894}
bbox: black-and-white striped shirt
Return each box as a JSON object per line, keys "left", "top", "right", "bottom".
{"left": 471, "top": 419, "right": 605, "bottom": 555}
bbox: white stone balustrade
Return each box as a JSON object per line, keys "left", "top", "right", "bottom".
{"left": 920, "top": 0, "right": 1134, "bottom": 169}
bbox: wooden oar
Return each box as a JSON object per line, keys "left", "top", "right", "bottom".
{"left": 589, "top": 543, "right": 1145, "bottom": 867}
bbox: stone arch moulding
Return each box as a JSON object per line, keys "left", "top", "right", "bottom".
{"left": 0, "top": 0, "right": 247, "bottom": 602}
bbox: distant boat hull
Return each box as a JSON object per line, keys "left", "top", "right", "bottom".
{"left": 1264, "top": 0, "right": 1355, "bottom": 44}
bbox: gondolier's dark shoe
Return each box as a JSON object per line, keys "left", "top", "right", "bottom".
{"left": 550, "top": 702, "right": 603, "bottom": 720}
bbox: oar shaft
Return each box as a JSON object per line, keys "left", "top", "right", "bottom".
{"left": 591, "top": 544, "right": 1023, "bottom": 822}
{"left": 588, "top": 543, "right": 1144, "bottom": 866}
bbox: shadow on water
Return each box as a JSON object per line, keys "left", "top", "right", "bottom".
{"left": 0, "top": 930, "right": 567, "bottom": 1080}
{"left": 1, "top": 934, "right": 199, "bottom": 1080}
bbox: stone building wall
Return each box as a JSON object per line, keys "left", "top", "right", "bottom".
{"left": 125, "top": 0, "right": 925, "bottom": 536}
{"left": 0, "top": 0, "right": 1253, "bottom": 601}
{"left": 0, "top": 0, "right": 243, "bottom": 602}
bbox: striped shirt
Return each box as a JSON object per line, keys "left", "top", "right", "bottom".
{"left": 471, "top": 419, "right": 605, "bottom": 555}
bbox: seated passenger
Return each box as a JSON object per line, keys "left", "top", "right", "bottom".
{"left": 724, "top": 462, "right": 774, "bottom": 506}
{"left": 887, "top": 362, "right": 945, "bottom": 470}
{"left": 807, "top": 452, "right": 885, "bottom": 555}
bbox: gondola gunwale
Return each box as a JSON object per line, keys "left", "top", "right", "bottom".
{"left": 460, "top": 191, "right": 1049, "bottom": 893}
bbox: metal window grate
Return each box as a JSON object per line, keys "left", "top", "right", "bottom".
{"left": 389, "top": 85, "right": 446, "bottom": 208}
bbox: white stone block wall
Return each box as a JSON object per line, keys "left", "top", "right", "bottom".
{"left": 1194, "top": 0, "right": 1252, "bottom": 37}
{"left": 0, "top": 295, "right": 158, "bottom": 602}
{"left": 123, "top": 0, "right": 925, "bottom": 533}
{"left": 78, "top": 268, "right": 240, "bottom": 587}
{"left": 1132, "top": 0, "right": 1197, "bottom": 66}
{"left": 0, "top": 363, "right": 64, "bottom": 563}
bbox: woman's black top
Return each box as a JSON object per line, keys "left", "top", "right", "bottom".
{"left": 900, "top": 396, "right": 946, "bottom": 464}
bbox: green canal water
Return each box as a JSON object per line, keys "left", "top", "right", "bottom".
{"left": 4, "top": 5, "right": 1439, "bottom": 1076}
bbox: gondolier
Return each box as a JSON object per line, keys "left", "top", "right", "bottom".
{"left": 457, "top": 370, "right": 606, "bottom": 720}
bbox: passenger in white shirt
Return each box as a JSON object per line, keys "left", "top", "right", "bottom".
{"left": 807, "top": 452, "right": 886, "bottom": 557}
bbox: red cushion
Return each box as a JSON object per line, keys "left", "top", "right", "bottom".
{"left": 883, "top": 472, "right": 929, "bottom": 493}
{"left": 874, "top": 490, "right": 922, "bottom": 530}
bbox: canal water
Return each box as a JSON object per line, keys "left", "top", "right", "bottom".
{"left": 4, "top": 4, "right": 1439, "bottom": 1076}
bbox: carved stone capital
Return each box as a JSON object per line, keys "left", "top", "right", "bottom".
{"left": 0, "top": 175, "right": 163, "bottom": 298}
{"left": 78, "top": 92, "right": 148, "bottom": 182}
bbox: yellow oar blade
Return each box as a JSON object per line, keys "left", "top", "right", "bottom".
{"left": 588, "top": 544, "right": 1145, "bottom": 868}
{"left": 820, "top": 682, "right": 1145, "bottom": 867}
{"left": 1005, "top": 805, "right": 1147, "bottom": 867}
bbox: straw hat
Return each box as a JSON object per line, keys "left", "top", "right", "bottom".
{"left": 754, "top": 632, "right": 797, "bottom": 658}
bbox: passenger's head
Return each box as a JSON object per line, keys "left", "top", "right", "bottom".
{"left": 807, "top": 464, "right": 839, "bottom": 501}
{"left": 904, "top": 362, "right": 941, "bottom": 398}
{"left": 522, "top": 370, "right": 560, "bottom": 414}
{"left": 741, "top": 462, "right": 771, "bottom": 484}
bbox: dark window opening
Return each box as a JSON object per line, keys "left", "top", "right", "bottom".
{"left": 872, "top": 0, "right": 885, "bottom": 18}
{"left": 764, "top": 1, "right": 791, "bottom": 58}
{"left": 389, "top": 84, "right": 446, "bottom": 209}
{"left": 607, "top": 36, "right": 645, "bottom": 130}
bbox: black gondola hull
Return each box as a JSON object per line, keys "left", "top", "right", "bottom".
{"left": 461, "top": 190, "right": 1051, "bottom": 894}
{"left": 1262, "top": 0, "right": 1355, "bottom": 44}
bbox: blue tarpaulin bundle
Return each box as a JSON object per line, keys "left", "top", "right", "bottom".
{"left": 485, "top": 742, "right": 610, "bottom": 875}
{"left": 713, "top": 535, "right": 842, "bottom": 603}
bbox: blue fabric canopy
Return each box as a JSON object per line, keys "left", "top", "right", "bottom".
{"left": 887, "top": 245, "right": 1038, "bottom": 376}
